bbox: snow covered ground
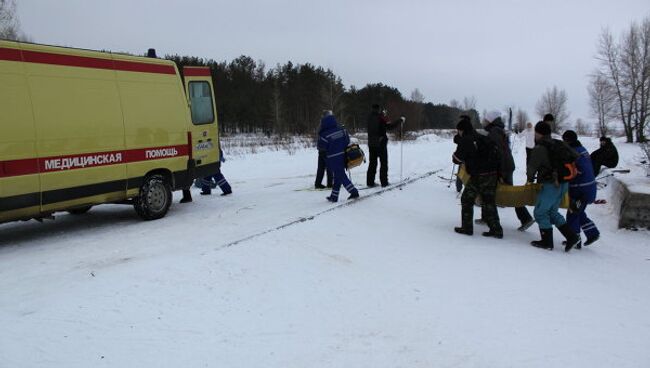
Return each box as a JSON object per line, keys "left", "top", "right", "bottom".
{"left": 1, "top": 133, "right": 649, "bottom": 368}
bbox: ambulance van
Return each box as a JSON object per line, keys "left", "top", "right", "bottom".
{"left": 0, "top": 40, "right": 220, "bottom": 223}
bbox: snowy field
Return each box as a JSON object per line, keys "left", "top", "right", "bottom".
{"left": 1, "top": 133, "right": 649, "bottom": 367}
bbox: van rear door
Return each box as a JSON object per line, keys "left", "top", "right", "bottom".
{"left": 183, "top": 66, "right": 219, "bottom": 179}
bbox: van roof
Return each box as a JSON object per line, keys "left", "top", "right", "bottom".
{"left": 0, "top": 39, "right": 177, "bottom": 73}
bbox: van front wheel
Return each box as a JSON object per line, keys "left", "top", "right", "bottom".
{"left": 134, "top": 174, "right": 172, "bottom": 220}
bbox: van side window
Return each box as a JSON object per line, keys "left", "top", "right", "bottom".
{"left": 188, "top": 81, "right": 215, "bottom": 125}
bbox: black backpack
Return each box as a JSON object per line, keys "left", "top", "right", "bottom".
{"left": 539, "top": 139, "right": 579, "bottom": 182}
{"left": 474, "top": 134, "right": 501, "bottom": 172}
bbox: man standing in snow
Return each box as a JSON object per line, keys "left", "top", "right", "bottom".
{"left": 366, "top": 104, "right": 405, "bottom": 187}
{"left": 318, "top": 114, "right": 359, "bottom": 202}
{"left": 525, "top": 122, "right": 535, "bottom": 163}
{"left": 452, "top": 116, "right": 503, "bottom": 238}
{"left": 527, "top": 121, "right": 581, "bottom": 251}
{"left": 562, "top": 130, "right": 600, "bottom": 246}
{"left": 483, "top": 111, "right": 535, "bottom": 231}
{"left": 314, "top": 111, "right": 333, "bottom": 189}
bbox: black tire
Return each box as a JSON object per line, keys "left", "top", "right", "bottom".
{"left": 67, "top": 205, "right": 92, "bottom": 215}
{"left": 134, "top": 174, "right": 172, "bottom": 220}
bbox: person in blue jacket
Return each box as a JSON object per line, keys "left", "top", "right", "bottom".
{"left": 562, "top": 130, "right": 600, "bottom": 246}
{"left": 318, "top": 113, "right": 359, "bottom": 202}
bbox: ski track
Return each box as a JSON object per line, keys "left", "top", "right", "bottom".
{"left": 218, "top": 169, "right": 441, "bottom": 249}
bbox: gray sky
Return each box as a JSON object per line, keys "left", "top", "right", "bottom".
{"left": 17, "top": 0, "right": 650, "bottom": 125}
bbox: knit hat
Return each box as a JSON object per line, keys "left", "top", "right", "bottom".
{"left": 456, "top": 116, "right": 473, "bottom": 133}
{"left": 484, "top": 110, "right": 501, "bottom": 124}
{"left": 543, "top": 113, "right": 555, "bottom": 122}
{"left": 535, "top": 121, "right": 551, "bottom": 136}
{"left": 562, "top": 130, "right": 578, "bottom": 143}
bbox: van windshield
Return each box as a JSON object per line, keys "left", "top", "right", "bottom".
{"left": 188, "top": 81, "right": 215, "bottom": 125}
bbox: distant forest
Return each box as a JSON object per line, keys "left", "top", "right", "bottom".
{"left": 167, "top": 55, "right": 479, "bottom": 135}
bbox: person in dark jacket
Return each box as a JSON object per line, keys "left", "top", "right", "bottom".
{"left": 591, "top": 136, "right": 619, "bottom": 175}
{"left": 315, "top": 111, "right": 333, "bottom": 189}
{"left": 315, "top": 149, "right": 333, "bottom": 189}
{"left": 366, "top": 104, "right": 405, "bottom": 187}
{"left": 562, "top": 130, "right": 600, "bottom": 246}
{"left": 527, "top": 121, "right": 581, "bottom": 251}
{"left": 318, "top": 114, "right": 359, "bottom": 202}
{"left": 483, "top": 111, "right": 535, "bottom": 231}
{"left": 201, "top": 148, "right": 232, "bottom": 196}
{"left": 453, "top": 116, "right": 503, "bottom": 238}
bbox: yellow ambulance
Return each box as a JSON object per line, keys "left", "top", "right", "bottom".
{"left": 0, "top": 40, "right": 220, "bottom": 223}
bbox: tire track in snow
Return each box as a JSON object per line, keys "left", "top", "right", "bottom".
{"left": 216, "top": 169, "right": 443, "bottom": 249}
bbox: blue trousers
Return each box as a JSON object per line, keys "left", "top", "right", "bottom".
{"left": 566, "top": 201, "right": 600, "bottom": 240}
{"left": 327, "top": 157, "right": 357, "bottom": 201}
{"left": 534, "top": 182, "right": 568, "bottom": 230}
{"left": 202, "top": 169, "right": 231, "bottom": 194}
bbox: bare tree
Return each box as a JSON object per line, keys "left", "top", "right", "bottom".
{"left": 409, "top": 88, "right": 425, "bottom": 131}
{"left": 535, "top": 86, "right": 570, "bottom": 133}
{"left": 574, "top": 118, "right": 591, "bottom": 136}
{"left": 588, "top": 73, "right": 616, "bottom": 137}
{"left": 0, "top": 0, "right": 28, "bottom": 41}
{"left": 0, "top": 0, "right": 18, "bottom": 39}
{"left": 462, "top": 95, "right": 477, "bottom": 111}
{"left": 449, "top": 99, "right": 461, "bottom": 109}
{"left": 321, "top": 72, "right": 346, "bottom": 119}
{"left": 515, "top": 108, "right": 529, "bottom": 132}
{"left": 595, "top": 16, "right": 650, "bottom": 142}
{"left": 411, "top": 88, "right": 424, "bottom": 103}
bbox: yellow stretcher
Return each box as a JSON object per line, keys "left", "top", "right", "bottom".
{"left": 457, "top": 165, "right": 570, "bottom": 209}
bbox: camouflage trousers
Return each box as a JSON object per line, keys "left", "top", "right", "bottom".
{"left": 461, "top": 175, "right": 502, "bottom": 233}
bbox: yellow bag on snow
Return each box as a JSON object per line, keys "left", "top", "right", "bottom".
{"left": 457, "top": 165, "right": 569, "bottom": 208}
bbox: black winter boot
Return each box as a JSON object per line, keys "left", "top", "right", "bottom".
{"left": 482, "top": 229, "right": 503, "bottom": 239}
{"left": 179, "top": 189, "right": 193, "bottom": 203}
{"left": 531, "top": 228, "right": 554, "bottom": 250}
{"left": 558, "top": 223, "right": 581, "bottom": 252}
{"left": 584, "top": 234, "right": 600, "bottom": 246}
{"left": 348, "top": 191, "right": 359, "bottom": 200}
{"left": 454, "top": 227, "right": 473, "bottom": 236}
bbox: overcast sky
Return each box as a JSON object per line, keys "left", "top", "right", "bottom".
{"left": 17, "top": 0, "right": 650, "bottom": 124}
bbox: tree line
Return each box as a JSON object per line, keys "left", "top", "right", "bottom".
{"left": 167, "top": 55, "right": 477, "bottom": 135}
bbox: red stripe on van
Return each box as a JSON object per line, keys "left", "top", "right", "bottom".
{"left": 22, "top": 50, "right": 115, "bottom": 70}
{"left": 0, "top": 47, "right": 176, "bottom": 75}
{"left": 0, "top": 47, "right": 22, "bottom": 62}
{"left": 113, "top": 60, "right": 176, "bottom": 75}
{"left": 0, "top": 158, "right": 39, "bottom": 178}
{"left": 183, "top": 67, "right": 212, "bottom": 77}
{"left": 0, "top": 144, "right": 190, "bottom": 178}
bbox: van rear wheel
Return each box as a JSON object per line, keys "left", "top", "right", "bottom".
{"left": 68, "top": 205, "right": 92, "bottom": 215}
{"left": 134, "top": 174, "right": 172, "bottom": 220}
